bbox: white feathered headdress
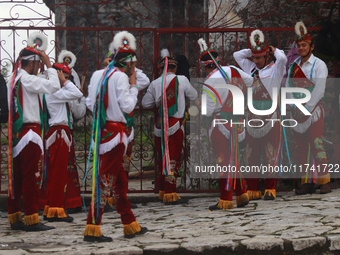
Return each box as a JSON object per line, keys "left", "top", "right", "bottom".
{"left": 58, "top": 50, "right": 77, "bottom": 69}
{"left": 250, "top": 29, "right": 264, "bottom": 47}
{"left": 294, "top": 21, "right": 313, "bottom": 43}
{"left": 295, "top": 21, "right": 307, "bottom": 37}
{"left": 109, "top": 31, "right": 137, "bottom": 55}
{"left": 160, "top": 48, "right": 170, "bottom": 59}
{"left": 27, "top": 32, "right": 48, "bottom": 52}
{"left": 198, "top": 38, "right": 208, "bottom": 53}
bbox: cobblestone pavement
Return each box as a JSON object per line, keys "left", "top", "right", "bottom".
{"left": 1, "top": 189, "right": 340, "bottom": 255}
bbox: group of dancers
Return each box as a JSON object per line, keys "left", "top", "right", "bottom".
{"left": 5, "top": 21, "right": 330, "bottom": 242}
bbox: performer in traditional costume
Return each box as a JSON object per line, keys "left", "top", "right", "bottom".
{"left": 198, "top": 38, "right": 253, "bottom": 210}
{"left": 58, "top": 50, "right": 86, "bottom": 214}
{"left": 7, "top": 32, "right": 60, "bottom": 231}
{"left": 41, "top": 62, "right": 83, "bottom": 222}
{"left": 233, "top": 29, "right": 287, "bottom": 201}
{"left": 142, "top": 49, "right": 198, "bottom": 205}
{"left": 286, "top": 22, "right": 330, "bottom": 195}
{"left": 84, "top": 31, "right": 148, "bottom": 242}
{"left": 103, "top": 47, "right": 150, "bottom": 212}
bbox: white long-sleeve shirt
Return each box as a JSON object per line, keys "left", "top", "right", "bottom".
{"left": 204, "top": 66, "right": 253, "bottom": 117}
{"left": 142, "top": 73, "right": 198, "bottom": 119}
{"left": 285, "top": 54, "right": 328, "bottom": 113}
{"left": 87, "top": 68, "right": 138, "bottom": 123}
{"left": 7, "top": 68, "right": 60, "bottom": 124}
{"left": 136, "top": 68, "right": 150, "bottom": 91}
{"left": 44, "top": 81, "right": 83, "bottom": 127}
{"left": 233, "top": 48, "right": 287, "bottom": 100}
{"left": 68, "top": 69, "right": 86, "bottom": 126}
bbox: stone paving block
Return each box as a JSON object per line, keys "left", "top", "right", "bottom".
{"left": 289, "top": 236, "right": 326, "bottom": 251}
{"left": 327, "top": 234, "right": 340, "bottom": 251}
{"left": 95, "top": 246, "right": 143, "bottom": 255}
{"left": 143, "top": 244, "right": 179, "bottom": 252}
{"left": 181, "top": 236, "right": 238, "bottom": 252}
{"left": 240, "top": 235, "right": 284, "bottom": 250}
{"left": 279, "top": 226, "right": 333, "bottom": 239}
{"left": 0, "top": 249, "right": 30, "bottom": 255}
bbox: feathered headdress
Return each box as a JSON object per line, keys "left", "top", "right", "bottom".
{"left": 58, "top": 50, "right": 77, "bottom": 69}
{"left": 19, "top": 32, "right": 48, "bottom": 61}
{"left": 108, "top": 31, "right": 137, "bottom": 62}
{"left": 197, "top": 38, "right": 219, "bottom": 65}
{"left": 158, "top": 48, "right": 177, "bottom": 69}
{"left": 27, "top": 32, "right": 48, "bottom": 52}
{"left": 249, "top": 29, "right": 268, "bottom": 57}
{"left": 295, "top": 21, "right": 313, "bottom": 44}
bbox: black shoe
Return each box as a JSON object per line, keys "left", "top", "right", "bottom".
{"left": 208, "top": 203, "right": 220, "bottom": 211}
{"left": 263, "top": 192, "right": 275, "bottom": 200}
{"left": 11, "top": 221, "right": 25, "bottom": 230}
{"left": 124, "top": 227, "right": 148, "bottom": 239}
{"left": 83, "top": 235, "right": 113, "bottom": 243}
{"left": 131, "top": 203, "right": 138, "bottom": 209}
{"left": 164, "top": 199, "right": 189, "bottom": 205}
{"left": 47, "top": 215, "right": 74, "bottom": 223}
{"left": 320, "top": 183, "right": 332, "bottom": 194}
{"left": 67, "top": 206, "right": 82, "bottom": 214}
{"left": 295, "top": 183, "right": 316, "bottom": 195}
{"left": 237, "top": 200, "right": 249, "bottom": 207}
{"left": 25, "top": 222, "right": 55, "bottom": 232}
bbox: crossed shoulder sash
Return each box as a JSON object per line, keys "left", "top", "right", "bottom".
{"left": 287, "top": 60, "right": 322, "bottom": 133}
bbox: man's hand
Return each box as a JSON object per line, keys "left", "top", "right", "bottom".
{"left": 40, "top": 51, "right": 52, "bottom": 68}
{"left": 57, "top": 70, "right": 67, "bottom": 86}
{"left": 104, "top": 57, "right": 112, "bottom": 67}
{"left": 129, "top": 70, "right": 136, "bottom": 85}
{"left": 268, "top": 45, "right": 275, "bottom": 55}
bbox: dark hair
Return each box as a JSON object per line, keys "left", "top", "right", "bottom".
{"left": 200, "top": 51, "right": 218, "bottom": 69}
{"left": 175, "top": 55, "right": 190, "bottom": 81}
{"left": 113, "top": 52, "right": 136, "bottom": 68}
{"left": 160, "top": 64, "right": 177, "bottom": 71}
{"left": 19, "top": 48, "right": 39, "bottom": 68}
{"left": 200, "top": 51, "right": 218, "bottom": 62}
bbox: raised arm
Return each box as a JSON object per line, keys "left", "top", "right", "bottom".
{"left": 233, "top": 49, "right": 256, "bottom": 74}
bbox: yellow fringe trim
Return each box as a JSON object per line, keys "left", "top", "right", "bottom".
{"left": 236, "top": 193, "right": 249, "bottom": 206}
{"left": 163, "top": 193, "right": 181, "bottom": 203}
{"left": 247, "top": 190, "right": 262, "bottom": 200}
{"left": 217, "top": 199, "right": 234, "bottom": 210}
{"left": 43, "top": 205, "right": 49, "bottom": 216}
{"left": 8, "top": 211, "right": 22, "bottom": 224}
{"left": 107, "top": 197, "right": 114, "bottom": 206}
{"left": 24, "top": 213, "right": 40, "bottom": 226}
{"left": 264, "top": 189, "right": 276, "bottom": 198}
{"left": 83, "top": 224, "right": 103, "bottom": 237}
{"left": 317, "top": 173, "right": 330, "bottom": 185}
{"left": 158, "top": 190, "right": 165, "bottom": 200}
{"left": 47, "top": 207, "right": 67, "bottom": 218}
{"left": 123, "top": 221, "right": 141, "bottom": 236}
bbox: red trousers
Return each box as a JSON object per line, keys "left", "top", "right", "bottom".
{"left": 246, "top": 123, "right": 280, "bottom": 191}
{"left": 86, "top": 143, "right": 136, "bottom": 226}
{"left": 294, "top": 112, "right": 329, "bottom": 184}
{"left": 7, "top": 141, "right": 42, "bottom": 216}
{"left": 211, "top": 127, "right": 247, "bottom": 201}
{"left": 64, "top": 137, "right": 82, "bottom": 209}
{"left": 46, "top": 126, "right": 70, "bottom": 209}
{"left": 155, "top": 128, "right": 183, "bottom": 194}
{"left": 39, "top": 134, "right": 82, "bottom": 210}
